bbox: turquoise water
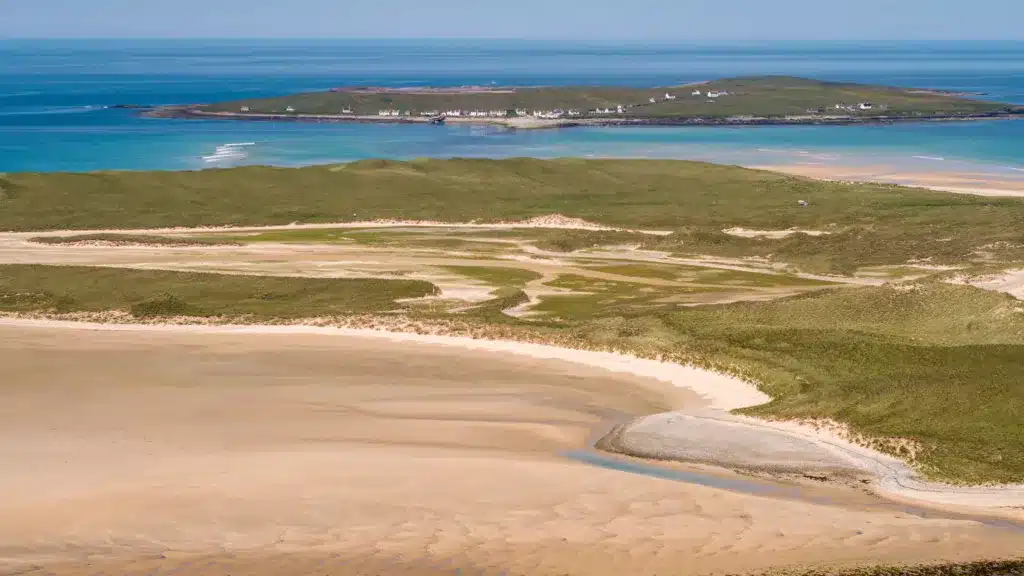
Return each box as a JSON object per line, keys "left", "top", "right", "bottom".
{"left": 2, "top": 40, "right": 1023, "bottom": 173}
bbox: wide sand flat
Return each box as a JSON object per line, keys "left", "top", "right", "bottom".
{"left": 2, "top": 325, "right": 1022, "bottom": 575}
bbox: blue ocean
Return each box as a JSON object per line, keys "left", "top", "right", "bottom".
{"left": 1, "top": 39, "right": 1023, "bottom": 174}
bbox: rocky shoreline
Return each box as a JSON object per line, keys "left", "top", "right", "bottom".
{"left": 140, "top": 105, "right": 1024, "bottom": 130}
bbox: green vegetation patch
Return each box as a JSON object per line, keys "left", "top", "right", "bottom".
{"left": 29, "top": 233, "right": 240, "bottom": 247}
{"left": 532, "top": 274, "right": 718, "bottom": 320}
{"left": 590, "top": 262, "right": 834, "bottom": 287}
{"left": 0, "top": 264, "right": 438, "bottom": 318}
{"left": 441, "top": 265, "right": 542, "bottom": 288}
{"left": 212, "top": 228, "right": 511, "bottom": 253}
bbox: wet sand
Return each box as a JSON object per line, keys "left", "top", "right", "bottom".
{"left": 2, "top": 324, "right": 1022, "bottom": 575}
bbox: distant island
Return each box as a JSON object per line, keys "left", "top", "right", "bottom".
{"left": 145, "top": 76, "right": 1024, "bottom": 129}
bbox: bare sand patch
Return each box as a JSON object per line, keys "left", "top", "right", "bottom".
{"left": 2, "top": 323, "right": 1022, "bottom": 576}
{"left": 606, "top": 411, "right": 1024, "bottom": 514}
{"left": 755, "top": 164, "right": 1024, "bottom": 198}
{"left": 723, "top": 227, "right": 831, "bottom": 239}
{"left": 950, "top": 269, "right": 1024, "bottom": 300}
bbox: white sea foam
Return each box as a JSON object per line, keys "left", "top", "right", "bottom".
{"left": 912, "top": 155, "right": 946, "bottom": 161}
{"left": 202, "top": 142, "right": 256, "bottom": 164}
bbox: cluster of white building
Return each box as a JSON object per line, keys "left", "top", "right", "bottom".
{"left": 366, "top": 108, "right": 586, "bottom": 119}
{"left": 443, "top": 109, "right": 506, "bottom": 118}
{"left": 834, "top": 102, "right": 878, "bottom": 112}
{"left": 688, "top": 89, "right": 729, "bottom": 100}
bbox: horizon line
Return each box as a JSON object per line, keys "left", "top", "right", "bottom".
{"left": 2, "top": 36, "right": 1024, "bottom": 43}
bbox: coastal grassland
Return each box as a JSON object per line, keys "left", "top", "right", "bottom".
{"left": 527, "top": 274, "right": 743, "bottom": 320}
{"left": 3, "top": 158, "right": 1023, "bottom": 275}
{"left": 0, "top": 264, "right": 438, "bottom": 318}
{"left": 537, "top": 282, "right": 1024, "bottom": 483}
{"left": 201, "top": 76, "right": 1016, "bottom": 119}
{"left": 29, "top": 233, "right": 240, "bottom": 247}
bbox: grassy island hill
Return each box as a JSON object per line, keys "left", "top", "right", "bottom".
{"left": 196, "top": 76, "right": 1021, "bottom": 120}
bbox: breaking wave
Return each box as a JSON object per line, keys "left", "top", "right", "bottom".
{"left": 202, "top": 142, "right": 256, "bottom": 164}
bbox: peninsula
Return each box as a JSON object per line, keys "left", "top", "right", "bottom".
{"left": 146, "top": 76, "right": 1024, "bottom": 128}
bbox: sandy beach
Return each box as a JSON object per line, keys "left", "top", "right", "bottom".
{"left": 754, "top": 163, "right": 1024, "bottom": 197}
{"left": 2, "top": 321, "right": 1023, "bottom": 575}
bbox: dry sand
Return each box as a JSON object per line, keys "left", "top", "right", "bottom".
{"left": 2, "top": 320, "right": 1023, "bottom": 576}
{"left": 950, "top": 268, "right": 1024, "bottom": 300}
{"left": 754, "top": 164, "right": 1024, "bottom": 197}
{"left": 722, "top": 227, "right": 832, "bottom": 239}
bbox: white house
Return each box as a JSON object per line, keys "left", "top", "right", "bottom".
{"left": 691, "top": 89, "right": 702, "bottom": 96}
{"left": 445, "top": 109, "right": 463, "bottom": 117}
{"left": 568, "top": 109, "right": 581, "bottom": 116}
{"left": 515, "top": 108, "right": 528, "bottom": 116}
{"left": 664, "top": 93, "right": 677, "bottom": 100}
{"left": 378, "top": 109, "right": 399, "bottom": 116}
{"left": 616, "top": 105, "right": 625, "bottom": 114}
{"left": 285, "top": 106, "right": 296, "bottom": 113}
{"left": 649, "top": 97, "right": 657, "bottom": 103}
{"left": 240, "top": 106, "right": 250, "bottom": 112}
{"left": 533, "top": 110, "right": 564, "bottom": 119}
{"left": 341, "top": 108, "right": 354, "bottom": 114}
{"left": 707, "top": 90, "right": 729, "bottom": 98}
{"left": 858, "top": 102, "right": 874, "bottom": 110}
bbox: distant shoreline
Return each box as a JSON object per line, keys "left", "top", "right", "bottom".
{"left": 141, "top": 105, "right": 1024, "bottom": 130}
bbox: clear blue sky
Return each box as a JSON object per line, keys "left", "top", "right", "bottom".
{"left": 3, "top": 0, "right": 1023, "bottom": 40}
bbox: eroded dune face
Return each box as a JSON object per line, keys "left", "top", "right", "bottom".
{"left": 1, "top": 325, "right": 1020, "bottom": 576}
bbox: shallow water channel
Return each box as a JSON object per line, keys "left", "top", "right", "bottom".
{"left": 565, "top": 442, "right": 1024, "bottom": 533}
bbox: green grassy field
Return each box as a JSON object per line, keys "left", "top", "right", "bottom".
{"left": 4, "top": 159, "right": 1024, "bottom": 275}
{"left": 440, "top": 265, "right": 542, "bottom": 288}
{"left": 0, "top": 265, "right": 438, "bottom": 318}
{"left": 201, "top": 76, "right": 1017, "bottom": 119}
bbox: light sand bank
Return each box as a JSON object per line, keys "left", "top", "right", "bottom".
{"left": 754, "top": 164, "right": 1024, "bottom": 197}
